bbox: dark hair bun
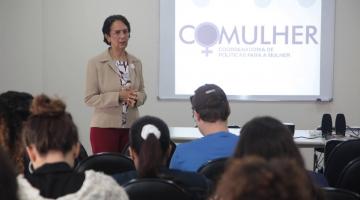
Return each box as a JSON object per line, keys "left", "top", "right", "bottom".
{"left": 31, "top": 94, "right": 65, "bottom": 116}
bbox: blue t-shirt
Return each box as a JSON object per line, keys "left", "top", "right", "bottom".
{"left": 169, "top": 131, "right": 239, "bottom": 172}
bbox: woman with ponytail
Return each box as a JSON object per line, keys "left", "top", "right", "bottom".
{"left": 113, "top": 115, "right": 211, "bottom": 200}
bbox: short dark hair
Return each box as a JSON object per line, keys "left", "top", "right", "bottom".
{"left": 234, "top": 116, "right": 304, "bottom": 167}
{"left": 190, "top": 84, "right": 230, "bottom": 122}
{"left": 22, "top": 95, "right": 79, "bottom": 155}
{"left": 129, "top": 115, "right": 170, "bottom": 178}
{"left": 102, "top": 14, "right": 131, "bottom": 45}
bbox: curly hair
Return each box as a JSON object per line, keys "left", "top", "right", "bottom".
{"left": 0, "top": 91, "right": 32, "bottom": 174}
{"left": 0, "top": 147, "right": 19, "bottom": 200}
{"left": 0, "top": 91, "right": 33, "bottom": 121}
{"left": 0, "top": 111, "right": 25, "bottom": 173}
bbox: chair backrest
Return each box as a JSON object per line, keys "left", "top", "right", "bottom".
{"left": 337, "top": 157, "right": 360, "bottom": 194}
{"left": 197, "top": 157, "right": 228, "bottom": 183}
{"left": 324, "top": 139, "right": 343, "bottom": 164}
{"left": 74, "top": 152, "right": 135, "bottom": 175}
{"left": 324, "top": 139, "right": 360, "bottom": 186}
{"left": 121, "top": 142, "right": 130, "bottom": 156}
{"left": 166, "top": 140, "right": 177, "bottom": 167}
{"left": 74, "top": 143, "right": 89, "bottom": 168}
{"left": 321, "top": 187, "right": 360, "bottom": 200}
{"left": 124, "top": 178, "right": 192, "bottom": 200}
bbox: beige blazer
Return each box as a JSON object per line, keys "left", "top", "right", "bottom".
{"left": 84, "top": 49, "right": 146, "bottom": 128}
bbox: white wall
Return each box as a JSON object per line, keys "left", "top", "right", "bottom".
{"left": 1, "top": 0, "right": 360, "bottom": 162}
{"left": 0, "top": 0, "right": 43, "bottom": 94}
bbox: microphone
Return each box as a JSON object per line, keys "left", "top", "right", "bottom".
{"left": 321, "top": 113, "right": 332, "bottom": 137}
{"left": 335, "top": 113, "right": 346, "bottom": 136}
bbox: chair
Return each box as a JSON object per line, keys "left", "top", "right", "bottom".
{"left": 124, "top": 178, "right": 192, "bottom": 200}
{"left": 313, "top": 139, "right": 343, "bottom": 173}
{"left": 74, "top": 143, "right": 89, "bottom": 168}
{"left": 324, "top": 139, "right": 343, "bottom": 164}
{"left": 197, "top": 157, "right": 228, "bottom": 183}
{"left": 321, "top": 187, "right": 360, "bottom": 200}
{"left": 324, "top": 139, "right": 360, "bottom": 186}
{"left": 167, "top": 140, "right": 177, "bottom": 167}
{"left": 121, "top": 142, "right": 131, "bottom": 156}
{"left": 75, "top": 152, "right": 135, "bottom": 175}
{"left": 78, "top": 143, "right": 89, "bottom": 159}
{"left": 337, "top": 157, "right": 360, "bottom": 194}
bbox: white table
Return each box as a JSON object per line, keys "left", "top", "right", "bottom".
{"left": 169, "top": 127, "right": 326, "bottom": 148}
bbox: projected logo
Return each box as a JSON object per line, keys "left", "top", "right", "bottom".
{"left": 179, "top": 21, "right": 318, "bottom": 57}
{"left": 195, "top": 22, "right": 219, "bottom": 56}
{"left": 179, "top": 22, "right": 219, "bottom": 57}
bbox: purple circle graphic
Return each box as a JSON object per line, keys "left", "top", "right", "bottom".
{"left": 254, "top": 0, "right": 271, "bottom": 8}
{"left": 195, "top": 22, "right": 219, "bottom": 48}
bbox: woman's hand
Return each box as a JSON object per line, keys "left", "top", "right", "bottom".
{"left": 126, "top": 90, "right": 138, "bottom": 107}
{"left": 119, "top": 89, "right": 138, "bottom": 107}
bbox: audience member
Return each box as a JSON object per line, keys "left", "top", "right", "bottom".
{"left": 212, "top": 156, "right": 322, "bottom": 200}
{"left": 0, "top": 91, "right": 33, "bottom": 174}
{"left": 17, "top": 94, "right": 128, "bottom": 200}
{"left": 0, "top": 147, "right": 19, "bottom": 200}
{"left": 0, "top": 91, "right": 33, "bottom": 121}
{"left": 113, "top": 115, "right": 212, "bottom": 200}
{"left": 234, "top": 116, "right": 328, "bottom": 187}
{"left": 170, "top": 84, "right": 238, "bottom": 172}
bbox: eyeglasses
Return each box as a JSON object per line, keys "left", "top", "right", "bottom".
{"left": 110, "top": 28, "right": 129, "bottom": 37}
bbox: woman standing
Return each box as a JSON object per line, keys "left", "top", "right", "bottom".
{"left": 85, "top": 15, "right": 146, "bottom": 154}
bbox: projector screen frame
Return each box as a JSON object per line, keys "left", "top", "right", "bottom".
{"left": 159, "top": 0, "right": 335, "bottom": 102}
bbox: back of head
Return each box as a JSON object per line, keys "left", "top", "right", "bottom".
{"left": 234, "top": 116, "right": 304, "bottom": 167}
{"left": 0, "top": 147, "right": 19, "bottom": 200}
{"left": 191, "top": 84, "right": 230, "bottom": 122}
{"left": 130, "top": 115, "right": 170, "bottom": 178}
{"left": 0, "top": 91, "right": 33, "bottom": 121}
{"left": 214, "top": 157, "right": 316, "bottom": 200}
{"left": 22, "top": 94, "right": 78, "bottom": 155}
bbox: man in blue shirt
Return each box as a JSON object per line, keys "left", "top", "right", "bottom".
{"left": 170, "top": 84, "right": 239, "bottom": 172}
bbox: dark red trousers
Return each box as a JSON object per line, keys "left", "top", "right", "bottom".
{"left": 90, "top": 127, "right": 129, "bottom": 154}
